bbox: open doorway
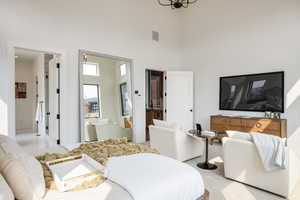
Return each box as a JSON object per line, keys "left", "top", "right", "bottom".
{"left": 79, "top": 50, "right": 134, "bottom": 143}
{"left": 14, "top": 48, "right": 61, "bottom": 144}
{"left": 145, "top": 69, "right": 165, "bottom": 141}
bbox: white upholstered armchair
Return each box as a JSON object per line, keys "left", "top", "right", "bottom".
{"left": 223, "top": 137, "right": 300, "bottom": 198}
{"left": 149, "top": 121, "right": 204, "bottom": 161}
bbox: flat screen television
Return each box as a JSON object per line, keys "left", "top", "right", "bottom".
{"left": 219, "top": 71, "right": 284, "bottom": 113}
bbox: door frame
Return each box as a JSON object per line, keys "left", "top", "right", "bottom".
{"left": 145, "top": 68, "right": 166, "bottom": 120}
{"left": 78, "top": 50, "right": 135, "bottom": 143}
{"left": 145, "top": 69, "right": 166, "bottom": 141}
{"left": 13, "top": 47, "right": 61, "bottom": 142}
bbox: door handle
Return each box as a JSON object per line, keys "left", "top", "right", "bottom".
{"left": 190, "top": 109, "right": 193, "bottom": 112}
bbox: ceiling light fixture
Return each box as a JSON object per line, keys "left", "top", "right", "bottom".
{"left": 157, "top": 0, "right": 198, "bottom": 9}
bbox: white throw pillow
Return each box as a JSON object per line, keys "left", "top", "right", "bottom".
{"left": 0, "top": 141, "right": 46, "bottom": 200}
{"left": 0, "top": 174, "right": 14, "bottom": 200}
{"left": 0, "top": 136, "right": 23, "bottom": 158}
{"left": 153, "top": 119, "right": 180, "bottom": 130}
{"left": 226, "top": 130, "right": 252, "bottom": 141}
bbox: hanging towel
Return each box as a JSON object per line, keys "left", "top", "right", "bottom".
{"left": 250, "top": 132, "right": 287, "bottom": 172}
{"left": 35, "top": 102, "right": 44, "bottom": 123}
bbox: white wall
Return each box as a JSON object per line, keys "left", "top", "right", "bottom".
{"left": 15, "top": 59, "right": 36, "bottom": 133}
{"left": 0, "top": 39, "right": 15, "bottom": 137}
{"left": 181, "top": 0, "right": 300, "bottom": 156}
{"left": 0, "top": 0, "right": 182, "bottom": 144}
{"left": 2, "top": 0, "right": 299, "bottom": 149}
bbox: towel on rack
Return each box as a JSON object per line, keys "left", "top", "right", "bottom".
{"left": 250, "top": 132, "right": 287, "bottom": 172}
{"left": 35, "top": 102, "right": 44, "bottom": 123}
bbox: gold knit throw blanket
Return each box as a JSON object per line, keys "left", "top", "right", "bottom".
{"left": 36, "top": 138, "right": 159, "bottom": 192}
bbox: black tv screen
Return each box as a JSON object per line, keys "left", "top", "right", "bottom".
{"left": 219, "top": 71, "right": 284, "bottom": 113}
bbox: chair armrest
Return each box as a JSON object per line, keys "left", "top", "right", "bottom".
{"left": 288, "top": 148, "right": 300, "bottom": 195}
{"left": 149, "top": 125, "right": 176, "bottom": 139}
{"left": 149, "top": 125, "right": 177, "bottom": 158}
{"left": 149, "top": 126, "right": 204, "bottom": 161}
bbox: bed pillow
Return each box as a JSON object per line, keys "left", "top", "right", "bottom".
{"left": 0, "top": 173, "right": 14, "bottom": 200}
{"left": 153, "top": 119, "right": 180, "bottom": 130}
{"left": 0, "top": 142, "right": 46, "bottom": 200}
{"left": 226, "top": 130, "right": 252, "bottom": 141}
{"left": 0, "top": 136, "right": 23, "bottom": 159}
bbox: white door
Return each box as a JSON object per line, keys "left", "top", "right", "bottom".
{"left": 48, "top": 58, "right": 59, "bottom": 142}
{"left": 165, "top": 71, "right": 194, "bottom": 131}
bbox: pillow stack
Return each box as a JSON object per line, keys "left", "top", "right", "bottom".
{"left": 0, "top": 135, "right": 46, "bottom": 200}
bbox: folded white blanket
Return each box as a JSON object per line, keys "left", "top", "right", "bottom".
{"left": 250, "top": 132, "right": 287, "bottom": 172}
{"left": 105, "top": 153, "right": 204, "bottom": 200}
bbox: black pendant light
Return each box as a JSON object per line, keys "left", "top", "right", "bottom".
{"left": 158, "top": 0, "right": 198, "bottom": 9}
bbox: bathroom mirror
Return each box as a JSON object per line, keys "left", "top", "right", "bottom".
{"left": 79, "top": 51, "right": 133, "bottom": 142}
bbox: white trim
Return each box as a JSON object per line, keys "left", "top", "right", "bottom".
{"left": 82, "top": 62, "right": 100, "bottom": 77}
{"left": 78, "top": 50, "right": 136, "bottom": 143}
{"left": 8, "top": 42, "right": 64, "bottom": 142}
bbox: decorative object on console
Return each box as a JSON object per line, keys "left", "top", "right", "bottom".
{"left": 265, "top": 111, "right": 272, "bottom": 118}
{"left": 157, "top": 0, "right": 199, "bottom": 9}
{"left": 274, "top": 112, "right": 281, "bottom": 119}
{"left": 211, "top": 115, "right": 287, "bottom": 138}
{"left": 265, "top": 111, "right": 281, "bottom": 119}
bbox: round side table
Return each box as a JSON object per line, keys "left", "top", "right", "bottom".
{"left": 188, "top": 130, "right": 217, "bottom": 170}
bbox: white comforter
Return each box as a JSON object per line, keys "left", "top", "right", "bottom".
{"left": 250, "top": 132, "right": 287, "bottom": 172}
{"left": 105, "top": 153, "right": 204, "bottom": 200}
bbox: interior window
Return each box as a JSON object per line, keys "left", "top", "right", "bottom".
{"left": 120, "top": 64, "right": 127, "bottom": 76}
{"left": 83, "top": 84, "right": 100, "bottom": 118}
{"left": 83, "top": 63, "right": 99, "bottom": 76}
{"left": 252, "top": 80, "right": 266, "bottom": 88}
{"left": 247, "top": 80, "right": 266, "bottom": 103}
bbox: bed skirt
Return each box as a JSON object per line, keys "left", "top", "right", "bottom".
{"left": 197, "top": 189, "right": 209, "bottom": 200}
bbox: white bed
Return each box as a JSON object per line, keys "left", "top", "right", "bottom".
{"left": 43, "top": 153, "right": 205, "bottom": 200}
{"left": 0, "top": 136, "right": 205, "bottom": 200}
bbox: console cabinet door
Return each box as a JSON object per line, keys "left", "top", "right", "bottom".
{"left": 211, "top": 116, "right": 285, "bottom": 137}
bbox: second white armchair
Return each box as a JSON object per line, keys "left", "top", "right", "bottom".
{"left": 149, "top": 121, "right": 204, "bottom": 161}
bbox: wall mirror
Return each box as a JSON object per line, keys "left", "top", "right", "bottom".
{"left": 79, "top": 50, "right": 134, "bottom": 142}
